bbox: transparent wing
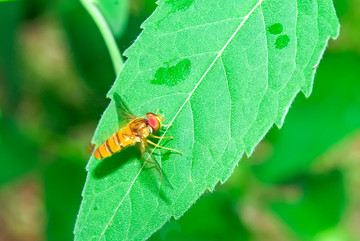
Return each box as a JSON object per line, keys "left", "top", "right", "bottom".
{"left": 139, "top": 140, "right": 175, "bottom": 187}
{"left": 112, "top": 93, "right": 136, "bottom": 125}
{"left": 139, "top": 139, "right": 162, "bottom": 178}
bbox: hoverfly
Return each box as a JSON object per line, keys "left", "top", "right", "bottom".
{"left": 93, "top": 93, "right": 181, "bottom": 177}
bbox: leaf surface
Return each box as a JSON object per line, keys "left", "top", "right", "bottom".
{"left": 254, "top": 52, "right": 360, "bottom": 183}
{"left": 75, "top": 0, "right": 339, "bottom": 240}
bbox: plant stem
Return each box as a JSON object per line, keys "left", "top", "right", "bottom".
{"left": 80, "top": 0, "right": 123, "bottom": 75}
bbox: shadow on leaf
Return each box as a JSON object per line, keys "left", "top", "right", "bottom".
{"left": 92, "top": 141, "right": 178, "bottom": 205}
{"left": 92, "top": 146, "right": 140, "bottom": 179}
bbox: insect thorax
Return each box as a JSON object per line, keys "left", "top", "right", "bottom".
{"left": 129, "top": 118, "right": 150, "bottom": 137}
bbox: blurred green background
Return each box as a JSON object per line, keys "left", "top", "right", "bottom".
{"left": 0, "top": 0, "right": 359, "bottom": 241}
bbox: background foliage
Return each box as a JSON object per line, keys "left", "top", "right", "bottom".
{"left": 0, "top": 0, "right": 359, "bottom": 241}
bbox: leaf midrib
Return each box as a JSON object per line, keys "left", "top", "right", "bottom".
{"left": 98, "top": 0, "right": 265, "bottom": 239}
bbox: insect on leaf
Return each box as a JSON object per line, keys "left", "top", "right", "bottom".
{"left": 74, "top": 0, "right": 340, "bottom": 240}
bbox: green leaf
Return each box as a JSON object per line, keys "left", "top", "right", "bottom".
{"left": 271, "top": 170, "right": 345, "bottom": 238}
{"left": 43, "top": 158, "right": 86, "bottom": 241}
{"left": 75, "top": 0, "right": 340, "bottom": 240}
{"left": 0, "top": 1, "right": 22, "bottom": 103}
{"left": 149, "top": 191, "right": 250, "bottom": 241}
{"left": 253, "top": 52, "right": 360, "bottom": 183}
{"left": 0, "top": 117, "right": 39, "bottom": 185}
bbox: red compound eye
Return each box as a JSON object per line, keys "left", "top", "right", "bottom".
{"left": 147, "top": 113, "right": 160, "bottom": 132}
{"left": 149, "top": 117, "right": 158, "bottom": 128}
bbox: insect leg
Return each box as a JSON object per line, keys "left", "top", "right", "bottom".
{"left": 149, "top": 134, "right": 173, "bottom": 139}
{"left": 146, "top": 139, "right": 182, "bottom": 154}
{"left": 140, "top": 139, "right": 162, "bottom": 179}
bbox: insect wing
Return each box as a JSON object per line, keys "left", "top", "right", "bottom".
{"left": 139, "top": 139, "right": 162, "bottom": 178}
{"left": 113, "top": 93, "right": 136, "bottom": 125}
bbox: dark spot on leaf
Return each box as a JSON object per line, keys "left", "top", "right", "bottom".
{"left": 151, "top": 59, "right": 191, "bottom": 86}
{"left": 166, "top": 0, "right": 195, "bottom": 11}
{"left": 275, "top": 35, "right": 290, "bottom": 49}
{"left": 155, "top": 0, "right": 194, "bottom": 27}
{"left": 267, "top": 23, "right": 283, "bottom": 35}
{"left": 94, "top": 206, "right": 98, "bottom": 211}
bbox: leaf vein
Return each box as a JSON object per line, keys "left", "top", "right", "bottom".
{"left": 98, "top": 163, "right": 146, "bottom": 240}
{"left": 158, "top": 17, "right": 243, "bottom": 37}
{"left": 161, "top": 0, "right": 265, "bottom": 146}
{"left": 99, "top": 0, "right": 265, "bottom": 237}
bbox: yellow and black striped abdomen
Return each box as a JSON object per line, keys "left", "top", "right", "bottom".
{"left": 94, "top": 126, "right": 135, "bottom": 159}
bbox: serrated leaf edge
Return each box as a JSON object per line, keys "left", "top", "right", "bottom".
{"left": 97, "top": 0, "right": 265, "bottom": 239}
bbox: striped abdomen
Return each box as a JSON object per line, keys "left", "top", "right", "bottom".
{"left": 94, "top": 126, "right": 135, "bottom": 159}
